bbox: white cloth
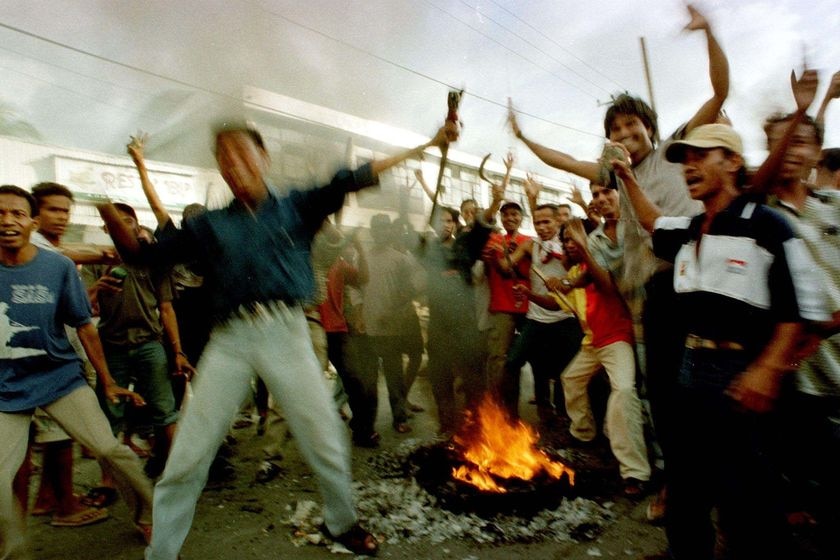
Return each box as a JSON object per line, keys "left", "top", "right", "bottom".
{"left": 526, "top": 240, "right": 573, "bottom": 324}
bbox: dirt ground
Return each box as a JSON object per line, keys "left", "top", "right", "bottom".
{"left": 26, "top": 372, "right": 668, "bottom": 559}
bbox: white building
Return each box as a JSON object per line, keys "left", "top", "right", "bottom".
{"left": 0, "top": 89, "right": 579, "bottom": 241}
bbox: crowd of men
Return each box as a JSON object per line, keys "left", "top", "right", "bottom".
{"left": 1, "top": 5, "right": 839, "bottom": 560}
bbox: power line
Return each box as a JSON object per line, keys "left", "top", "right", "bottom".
{"left": 0, "top": 21, "right": 242, "bottom": 104}
{"left": 0, "top": 43, "right": 166, "bottom": 103}
{"left": 421, "top": 0, "right": 602, "bottom": 100}
{"left": 0, "top": 63, "right": 167, "bottom": 124}
{"left": 0, "top": 16, "right": 601, "bottom": 140}
{"left": 248, "top": 4, "right": 604, "bottom": 138}
{"left": 485, "top": 0, "right": 627, "bottom": 92}
{"left": 454, "top": 0, "right": 615, "bottom": 96}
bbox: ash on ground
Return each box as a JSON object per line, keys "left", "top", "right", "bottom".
{"left": 287, "top": 439, "right": 614, "bottom": 548}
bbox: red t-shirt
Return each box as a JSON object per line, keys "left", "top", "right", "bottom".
{"left": 482, "top": 231, "right": 531, "bottom": 314}
{"left": 319, "top": 259, "right": 362, "bottom": 333}
{"left": 581, "top": 263, "right": 634, "bottom": 348}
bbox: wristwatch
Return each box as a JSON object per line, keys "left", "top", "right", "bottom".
{"left": 560, "top": 278, "right": 572, "bottom": 289}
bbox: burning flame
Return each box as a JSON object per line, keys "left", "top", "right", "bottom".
{"left": 451, "top": 397, "right": 574, "bottom": 493}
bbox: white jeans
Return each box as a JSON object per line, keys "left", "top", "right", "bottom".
{"left": 145, "top": 305, "right": 357, "bottom": 560}
{"left": 561, "top": 341, "right": 651, "bottom": 481}
{"left": 1, "top": 386, "right": 153, "bottom": 560}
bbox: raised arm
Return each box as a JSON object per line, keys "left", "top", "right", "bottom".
{"left": 750, "top": 69, "right": 819, "bottom": 196}
{"left": 612, "top": 158, "right": 663, "bottom": 233}
{"left": 414, "top": 169, "right": 436, "bottom": 202}
{"left": 480, "top": 160, "right": 508, "bottom": 224}
{"left": 127, "top": 133, "right": 170, "bottom": 227}
{"left": 815, "top": 70, "right": 840, "bottom": 129}
{"left": 569, "top": 184, "right": 588, "bottom": 215}
{"left": 566, "top": 219, "right": 616, "bottom": 296}
{"left": 683, "top": 5, "right": 731, "bottom": 134}
{"left": 523, "top": 173, "right": 541, "bottom": 218}
{"left": 370, "top": 126, "right": 448, "bottom": 177}
{"left": 508, "top": 98, "right": 601, "bottom": 183}
{"left": 59, "top": 245, "right": 120, "bottom": 266}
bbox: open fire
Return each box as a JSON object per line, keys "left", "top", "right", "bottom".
{"left": 450, "top": 396, "right": 574, "bottom": 493}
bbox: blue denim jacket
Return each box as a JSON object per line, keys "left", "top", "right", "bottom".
{"left": 147, "top": 164, "right": 376, "bottom": 322}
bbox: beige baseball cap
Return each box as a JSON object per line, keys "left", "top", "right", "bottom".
{"left": 665, "top": 124, "right": 744, "bottom": 163}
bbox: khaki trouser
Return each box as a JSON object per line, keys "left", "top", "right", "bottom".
{"left": 561, "top": 341, "right": 651, "bottom": 481}
{"left": 1, "top": 385, "right": 153, "bottom": 560}
{"left": 485, "top": 312, "right": 520, "bottom": 391}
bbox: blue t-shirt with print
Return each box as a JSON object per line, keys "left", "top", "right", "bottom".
{"left": 0, "top": 248, "right": 92, "bottom": 412}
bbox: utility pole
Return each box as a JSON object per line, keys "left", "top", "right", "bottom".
{"left": 639, "top": 37, "right": 660, "bottom": 143}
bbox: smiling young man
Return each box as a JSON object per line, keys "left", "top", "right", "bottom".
{"left": 615, "top": 123, "right": 828, "bottom": 559}
{"left": 509, "top": 8, "right": 728, "bottom": 510}
{"left": 0, "top": 185, "right": 153, "bottom": 560}
{"left": 482, "top": 200, "right": 531, "bottom": 396}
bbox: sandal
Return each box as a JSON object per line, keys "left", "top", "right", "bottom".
{"left": 50, "top": 507, "right": 109, "bottom": 527}
{"left": 32, "top": 503, "right": 57, "bottom": 516}
{"left": 255, "top": 460, "right": 282, "bottom": 484}
{"left": 80, "top": 486, "right": 118, "bottom": 509}
{"left": 352, "top": 432, "right": 380, "bottom": 449}
{"left": 327, "top": 523, "right": 379, "bottom": 556}
{"left": 135, "top": 522, "right": 153, "bottom": 545}
{"left": 622, "top": 477, "right": 648, "bottom": 499}
{"left": 645, "top": 487, "right": 667, "bottom": 524}
{"left": 393, "top": 422, "right": 412, "bottom": 434}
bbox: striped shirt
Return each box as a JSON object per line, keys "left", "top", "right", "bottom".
{"left": 772, "top": 191, "right": 840, "bottom": 397}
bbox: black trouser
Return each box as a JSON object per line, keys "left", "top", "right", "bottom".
{"left": 665, "top": 349, "right": 792, "bottom": 560}
{"left": 329, "top": 332, "right": 379, "bottom": 438}
{"left": 774, "top": 390, "right": 840, "bottom": 558}
{"left": 643, "top": 269, "right": 687, "bottom": 462}
{"left": 502, "top": 317, "right": 583, "bottom": 420}
{"left": 426, "top": 311, "right": 485, "bottom": 433}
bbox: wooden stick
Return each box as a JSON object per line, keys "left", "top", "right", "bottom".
{"left": 428, "top": 142, "right": 449, "bottom": 228}
{"left": 531, "top": 265, "right": 578, "bottom": 319}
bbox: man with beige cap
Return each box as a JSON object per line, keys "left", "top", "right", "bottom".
{"left": 613, "top": 123, "right": 828, "bottom": 559}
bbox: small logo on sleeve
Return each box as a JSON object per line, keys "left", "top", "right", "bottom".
{"left": 725, "top": 258, "right": 748, "bottom": 274}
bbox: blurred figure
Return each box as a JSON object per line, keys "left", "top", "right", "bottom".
{"left": 755, "top": 70, "right": 840, "bottom": 556}
{"left": 319, "top": 231, "right": 379, "bottom": 447}
{"left": 361, "top": 214, "right": 420, "bottom": 433}
{"left": 390, "top": 217, "right": 426, "bottom": 414}
{"left": 816, "top": 148, "right": 840, "bottom": 191}
{"left": 417, "top": 183, "right": 503, "bottom": 433}
{"left": 97, "top": 123, "right": 448, "bottom": 558}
